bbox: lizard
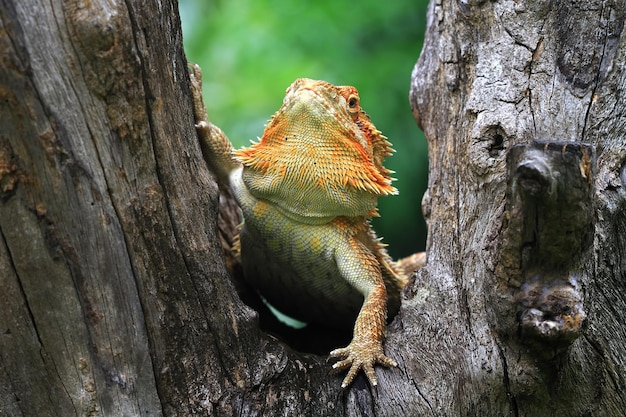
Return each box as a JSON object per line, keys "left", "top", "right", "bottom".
{"left": 189, "top": 64, "right": 408, "bottom": 389}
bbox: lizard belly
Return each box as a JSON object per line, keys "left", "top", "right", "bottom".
{"left": 238, "top": 201, "right": 364, "bottom": 329}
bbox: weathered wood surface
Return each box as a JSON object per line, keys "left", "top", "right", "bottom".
{"left": 409, "top": 0, "right": 626, "bottom": 415}
{"left": 0, "top": 0, "right": 625, "bottom": 416}
{"left": 1, "top": 0, "right": 255, "bottom": 415}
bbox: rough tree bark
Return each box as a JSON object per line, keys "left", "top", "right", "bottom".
{"left": 0, "top": 1, "right": 624, "bottom": 417}
{"left": 409, "top": 0, "right": 626, "bottom": 415}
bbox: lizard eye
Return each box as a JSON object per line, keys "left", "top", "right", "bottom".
{"left": 347, "top": 95, "right": 359, "bottom": 113}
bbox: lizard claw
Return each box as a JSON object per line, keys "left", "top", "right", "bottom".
{"left": 329, "top": 341, "right": 397, "bottom": 389}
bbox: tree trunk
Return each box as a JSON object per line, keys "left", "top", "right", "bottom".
{"left": 409, "top": 0, "right": 626, "bottom": 415}
{"left": 0, "top": 1, "right": 624, "bottom": 417}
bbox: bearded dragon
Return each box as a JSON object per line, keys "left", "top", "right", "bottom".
{"left": 189, "top": 65, "right": 408, "bottom": 388}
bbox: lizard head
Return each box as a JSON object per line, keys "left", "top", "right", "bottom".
{"left": 235, "top": 78, "right": 397, "bottom": 223}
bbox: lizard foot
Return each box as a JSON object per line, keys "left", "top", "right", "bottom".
{"left": 188, "top": 63, "right": 208, "bottom": 125}
{"left": 329, "top": 338, "right": 397, "bottom": 389}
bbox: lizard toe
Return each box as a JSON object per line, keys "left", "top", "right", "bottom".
{"left": 329, "top": 341, "right": 396, "bottom": 388}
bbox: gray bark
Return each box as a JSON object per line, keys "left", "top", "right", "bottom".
{"left": 0, "top": 0, "right": 265, "bottom": 415}
{"left": 409, "top": 0, "right": 626, "bottom": 415}
{"left": 0, "top": 0, "right": 624, "bottom": 416}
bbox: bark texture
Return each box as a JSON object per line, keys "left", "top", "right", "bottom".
{"left": 409, "top": 0, "right": 626, "bottom": 415}
{"left": 1, "top": 0, "right": 267, "bottom": 415}
{"left": 0, "top": 0, "right": 625, "bottom": 416}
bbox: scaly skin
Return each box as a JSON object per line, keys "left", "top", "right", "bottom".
{"left": 190, "top": 65, "right": 407, "bottom": 389}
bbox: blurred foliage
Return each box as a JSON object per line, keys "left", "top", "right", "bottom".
{"left": 180, "top": 0, "right": 429, "bottom": 258}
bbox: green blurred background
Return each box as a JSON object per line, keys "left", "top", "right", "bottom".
{"left": 180, "top": 0, "right": 429, "bottom": 258}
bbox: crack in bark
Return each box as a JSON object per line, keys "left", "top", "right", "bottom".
{"left": 398, "top": 349, "right": 437, "bottom": 416}
{"left": 581, "top": 0, "right": 611, "bottom": 141}
{"left": 0, "top": 226, "right": 44, "bottom": 348}
{"left": 411, "top": 378, "right": 436, "bottom": 416}
{"left": 583, "top": 283, "right": 626, "bottom": 402}
{"left": 495, "top": 341, "right": 519, "bottom": 417}
{"left": 526, "top": 38, "right": 544, "bottom": 137}
{"left": 0, "top": 223, "right": 78, "bottom": 415}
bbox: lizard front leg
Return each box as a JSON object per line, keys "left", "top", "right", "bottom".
{"left": 189, "top": 63, "right": 240, "bottom": 184}
{"left": 330, "top": 233, "right": 397, "bottom": 389}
